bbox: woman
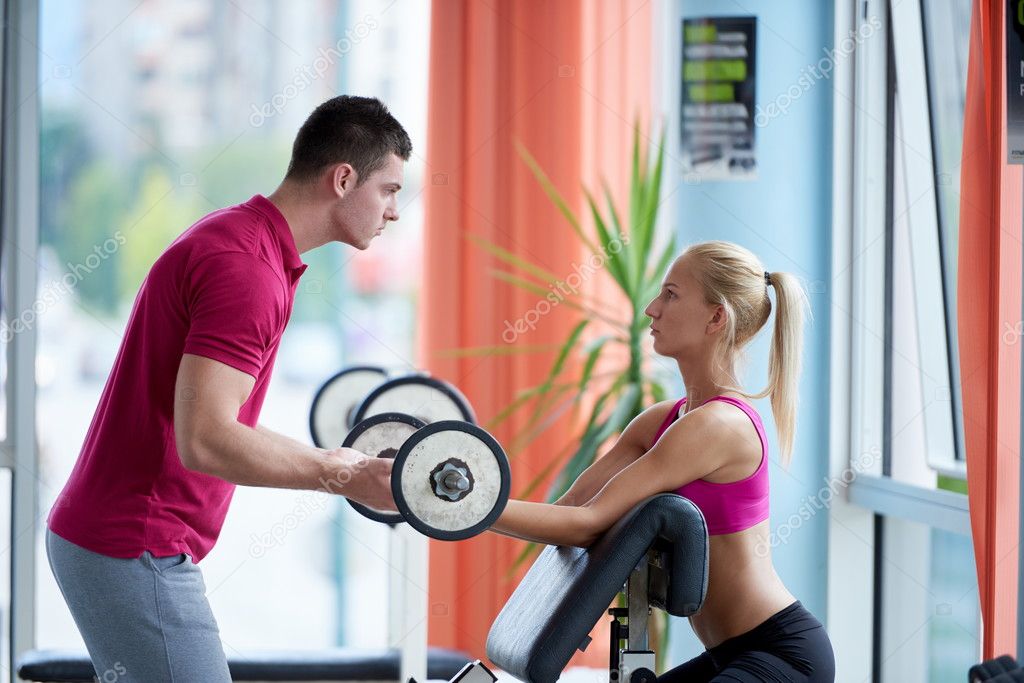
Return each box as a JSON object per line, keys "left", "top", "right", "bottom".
{"left": 490, "top": 240, "right": 836, "bottom": 682}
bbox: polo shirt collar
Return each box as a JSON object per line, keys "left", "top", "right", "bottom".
{"left": 249, "top": 194, "right": 306, "bottom": 273}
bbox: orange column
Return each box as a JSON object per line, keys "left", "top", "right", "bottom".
{"left": 959, "top": 0, "right": 1022, "bottom": 660}
{"left": 420, "top": 0, "right": 652, "bottom": 667}
{"left": 580, "top": 1, "right": 654, "bottom": 399}
{"left": 581, "top": 1, "right": 654, "bottom": 196}
{"left": 419, "top": 0, "right": 584, "bottom": 663}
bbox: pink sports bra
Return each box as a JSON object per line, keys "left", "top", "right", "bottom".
{"left": 649, "top": 395, "right": 769, "bottom": 535}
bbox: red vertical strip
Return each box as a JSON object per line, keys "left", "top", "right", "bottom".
{"left": 960, "top": 0, "right": 1022, "bottom": 659}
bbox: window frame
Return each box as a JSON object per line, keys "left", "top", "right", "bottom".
{"left": 825, "top": 1, "right": 882, "bottom": 678}
{"left": 843, "top": 0, "right": 970, "bottom": 528}
{"left": 830, "top": 0, "right": 977, "bottom": 678}
{"left": 3, "top": 0, "right": 41, "bottom": 675}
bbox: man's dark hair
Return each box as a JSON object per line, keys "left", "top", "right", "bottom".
{"left": 285, "top": 96, "right": 412, "bottom": 185}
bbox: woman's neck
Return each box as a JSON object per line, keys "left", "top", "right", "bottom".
{"left": 679, "top": 364, "right": 739, "bottom": 413}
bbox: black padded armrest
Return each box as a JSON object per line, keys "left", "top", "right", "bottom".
{"left": 17, "top": 647, "right": 471, "bottom": 682}
{"left": 486, "top": 494, "right": 708, "bottom": 683}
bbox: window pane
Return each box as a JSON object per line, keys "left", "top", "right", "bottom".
{"left": 888, "top": 1, "right": 969, "bottom": 488}
{"left": 921, "top": 0, "right": 970, "bottom": 312}
{"left": 921, "top": 0, "right": 970, "bottom": 474}
{"left": 36, "top": 0, "right": 428, "bottom": 650}
{"left": 889, "top": 87, "right": 956, "bottom": 489}
{"left": 879, "top": 516, "right": 980, "bottom": 681}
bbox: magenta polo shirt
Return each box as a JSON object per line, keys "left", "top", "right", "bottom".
{"left": 48, "top": 194, "right": 307, "bottom": 563}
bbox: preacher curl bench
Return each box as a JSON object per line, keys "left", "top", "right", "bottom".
{"left": 416, "top": 493, "right": 709, "bottom": 683}
{"left": 483, "top": 493, "right": 708, "bottom": 683}
{"left": 18, "top": 494, "right": 708, "bottom": 682}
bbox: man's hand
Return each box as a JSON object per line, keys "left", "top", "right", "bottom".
{"left": 323, "top": 449, "right": 397, "bottom": 513}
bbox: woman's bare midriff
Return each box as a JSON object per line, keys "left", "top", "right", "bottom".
{"left": 644, "top": 396, "right": 796, "bottom": 649}
{"left": 687, "top": 519, "right": 797, "bottom": 649}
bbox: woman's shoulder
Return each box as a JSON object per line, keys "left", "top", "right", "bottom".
{"left": 688, "top": 394, "right": 766, "bottom": 479}
{"left": 622, "top": 399, "right": 685, "bottom": 449}
{"left": 641, "top": 398, "right": 685, "bottom": 427}
{"left": 697, "top": 393, "right": 762, "bottom": 425}
{"left": 654, "top": 393, "right": 760, "bottom": 451}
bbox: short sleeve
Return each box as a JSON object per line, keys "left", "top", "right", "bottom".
{"left": 182, "top": 252, "right": 284, "bottom": 378}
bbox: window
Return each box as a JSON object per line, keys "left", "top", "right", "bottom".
{"left": 878, "top": 517, "right": 980, "bottom": 680}
{"left": 921, "top": 0, "right": 969, "bottom": 314}
{"left": 885, "top": 0, "right": 968, "bottom": 491}
{"left": 35, "top": 0, "right": 429, "bottom": 653}
{"left": 845, "top": 0, "right": 978, "bottom": 678}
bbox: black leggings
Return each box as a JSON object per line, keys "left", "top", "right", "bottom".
{"left": 657, "top": 601, "right": 835, "bottom": 682}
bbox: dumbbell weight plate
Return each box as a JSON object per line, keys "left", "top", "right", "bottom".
{"left": 309, "top": 366, "right": 388, "bottom": 448}
{"left": 392, "top": 420, "right": 510, "bottom": 541}
{"left": 341, "top": 412, "right": 426, "bottom": 525}
{"left": 352, "top": 375, "right": 476, "bottom": 427}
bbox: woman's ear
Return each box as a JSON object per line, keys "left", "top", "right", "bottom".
{"left": 706, "top": 304, "right": 727, "bottom": 335}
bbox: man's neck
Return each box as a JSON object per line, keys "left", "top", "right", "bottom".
{"left": 266, "top": 184, "right": 327, "bottom": 254}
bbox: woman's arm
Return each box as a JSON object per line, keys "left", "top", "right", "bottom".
{"left": 552, "top": 401, "right": 679, "bottom": 506}
{"left": 490, "top": 499, "right": 593, "bottom": 546}
{"left": 490, "top": 404, "right": 723, "bottom": 548}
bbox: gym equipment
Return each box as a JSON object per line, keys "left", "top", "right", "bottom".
{"left": 486, "top": 493, "right": 709, "bottom": 683}
{"left": 342, "top": 413, "right": 512, "bottom": 542}
{"left": 391, "top": 420, "right": 511, "bottom": 541}
{"left": 970, "top": 655, "right": 1024, "bottom": 682}
{"left": 313, "top": 367, "right": 484, "bottom": 531}
{"left": 352, "top": 375, "right": 476, "bottom": 427}
{"left": 16, "top": 647, "right": 473, "bottom": 682}
{"left": 309, "top": 365, "right": 388, "bottom": 448}
{"left": 431, "top": 660, "right": 498, "bottom": 682}
{"left": 309, "top": 368, "right": 481, "bottom": 682}
{"left": 406, "top": 494, "right": 710, "bottom": 683}
{"left": 341, "top": 412, "right": 426, "bottom": 526}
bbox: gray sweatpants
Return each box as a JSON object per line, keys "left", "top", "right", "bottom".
{"left": 46, "top": 528, "right": 232, "bottom": 682}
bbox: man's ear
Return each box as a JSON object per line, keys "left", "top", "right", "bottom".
{"left": 330, "top": 163, "right": 358, "bottom": 196}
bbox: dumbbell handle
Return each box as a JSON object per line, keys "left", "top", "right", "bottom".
{"left": 442, "top": 471, "right": 470, "bottom": 492}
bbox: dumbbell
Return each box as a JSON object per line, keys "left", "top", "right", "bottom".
{"left": 309, "top": 367, "right": 477, "bottom": 449}
{"left": 342, "top": 412, "right": 511, "bottom": 542}
{"left": 311, "top": 369, "right": 479, "bottom": 525}
{"left": 309, "top": 365, "right": 390, "bottom": 449}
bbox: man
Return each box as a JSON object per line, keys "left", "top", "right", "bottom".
{"left": 46, "top": 95, "right": 409, "bottom": 682}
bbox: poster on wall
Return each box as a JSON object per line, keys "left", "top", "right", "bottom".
{"left": 680, "top": 16, "right": 757, "bottom": 181}
{"left": 1007, "top": 0, "right": 1024, "bottom": 163}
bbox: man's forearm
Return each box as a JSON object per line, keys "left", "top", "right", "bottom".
{"left": 256, "top": 424, "right": 326, "bottom": 453}
{"left": 188, "top": 422, "right": 377, "bottom": 498}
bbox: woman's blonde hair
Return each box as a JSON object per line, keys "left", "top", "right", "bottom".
{"left": 680, "top": 240, "right": 809, "bottom": 467}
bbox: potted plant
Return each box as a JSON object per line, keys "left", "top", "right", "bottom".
{"left": 454, "top": 123, "right": 679, "bottom": 669}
